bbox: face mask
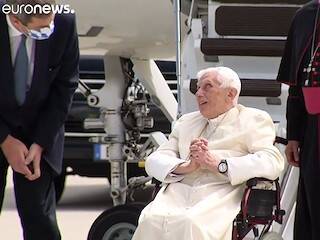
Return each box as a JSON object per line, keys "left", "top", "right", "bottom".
{"left": 26, "top": 21, "right": 55, "bottom": 40}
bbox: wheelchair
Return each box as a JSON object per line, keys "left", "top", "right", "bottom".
{"left": 232, "top": 177, "right": 285, "bottom": 240}
{"left": 88, "top": 134, "right": 287, "bottom": 240}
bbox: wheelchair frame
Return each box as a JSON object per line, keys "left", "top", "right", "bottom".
{"left": 232, "top": 178, "right": 285, "bottom": 240}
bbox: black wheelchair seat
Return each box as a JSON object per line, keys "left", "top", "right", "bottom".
{"left": 247, "top": 189, "right": 276, "bottom": 220}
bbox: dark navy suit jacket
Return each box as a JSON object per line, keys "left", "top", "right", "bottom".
{"left": 0, "top": 10, "right": 79, "bottom": 173}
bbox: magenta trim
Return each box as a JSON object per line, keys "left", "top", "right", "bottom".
{"left": 302, "top": 87, "right": 320, "bottom": 114}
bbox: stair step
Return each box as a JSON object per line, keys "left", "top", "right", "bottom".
{"left": 190, "top": 78, "right": 281, "bottom": 97}
{"left": 215, "top": 5, "right": 298, "bottom": 37}
{"left": 201, "top": 38, "right": 285, "bottom": 57}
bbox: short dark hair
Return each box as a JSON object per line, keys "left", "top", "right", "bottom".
{"left": 6, "top": 0, "right": 56, "bottom": 24}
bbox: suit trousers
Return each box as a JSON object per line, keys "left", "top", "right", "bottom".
{"left": 0, "top": 151, "right": 61, "bottom": 240}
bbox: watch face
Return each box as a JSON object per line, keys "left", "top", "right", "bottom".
{"left": 218, "top": 161, "right": 228, "bottom": 173}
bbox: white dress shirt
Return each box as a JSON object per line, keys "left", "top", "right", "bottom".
{"left": 6, "top": 15, "right": 35, "bottom": 90}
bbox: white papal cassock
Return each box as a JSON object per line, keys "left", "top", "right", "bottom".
{"left": 132, "top": 104, "right": 284, "bottom": 240}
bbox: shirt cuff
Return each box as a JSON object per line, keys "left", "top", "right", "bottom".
{"left": 163, "top": 165, "right": 185, "bottom": 183}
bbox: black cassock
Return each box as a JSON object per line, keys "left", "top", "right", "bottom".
{"left": 277, "top": 1, "right": 320, "bottom": 239}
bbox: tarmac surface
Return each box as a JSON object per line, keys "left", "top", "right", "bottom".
{"left": 0, "top": 168, "right": 111, "bottom": 240}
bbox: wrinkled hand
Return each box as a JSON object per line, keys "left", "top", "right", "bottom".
{"left": 172, "top": 138, "right": 205, "bottom": 175}
{"left": 0, "top": 135, "right": 32, "bottom": 177}
{"left": 173, "top": 158, "right": 200, "bottom": 175}
{"left": 189, "top": 138, "right": 220, "bottom": 172}
{"left": 25, "top": 143, "right": 43, "bottom": 181}
{"left": 189, "top": 138, "right": 208, "bottom": 155}
{"left": 189, "top": 138, "right": 207, "bottom": 169}
{"left": 285, "top": 140, "right": 300, "bottom": 167}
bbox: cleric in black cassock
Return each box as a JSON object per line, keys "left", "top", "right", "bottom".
{"left": 277, "top": 1, "right": 320, "bottom": 239}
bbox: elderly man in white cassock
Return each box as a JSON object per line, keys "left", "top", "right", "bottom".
{"left": 132, "top": 67, "right": 284, "bottom": 240}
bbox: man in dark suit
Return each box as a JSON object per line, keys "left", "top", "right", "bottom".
{"left": 0, "top": 0, "right": 79, "bottom": 239}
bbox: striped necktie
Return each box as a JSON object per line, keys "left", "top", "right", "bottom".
{"left": 14, "top": 35, "right": 28, "bottom": 106}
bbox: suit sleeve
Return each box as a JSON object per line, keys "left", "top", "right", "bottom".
{"left": 34, "top": 15, "right": 79, "bottom": 151}
{"left": 286, "top": 86, "right": 307, "bottom": 141}
{"left": 277, "top": 22, "right": 295, "bottom": 85}
{"left": 276, "top": 11, "right": 307, "bottom": 141}
{"left": 0, "top": 117, "right": 10, "bottom": 144}
{"left": 227, "top": 112, "right": 284, "bottom": 186}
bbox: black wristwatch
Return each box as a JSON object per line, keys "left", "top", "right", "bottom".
{"left": 218, "top": 159, "right": 228, "bottom": 174}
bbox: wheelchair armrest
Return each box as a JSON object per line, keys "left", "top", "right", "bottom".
{"left": 275, "top": 136, "right": 288, "bottom": 145}
{"left": 246, "top": 177, "right": 278, "bottom": 187}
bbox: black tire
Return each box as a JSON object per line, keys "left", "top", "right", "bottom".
{"left": 54, "top": 171, "right": 66, "bottom": 203}
{"left": 87, "top": 203, "right": 145, "bottom": 240}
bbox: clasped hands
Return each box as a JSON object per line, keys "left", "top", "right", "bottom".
{"left": 1, "top": 135, "right": 43, "bottom": 181}
{"left": 173, "top": 138, "right": 220, "bottom": 175}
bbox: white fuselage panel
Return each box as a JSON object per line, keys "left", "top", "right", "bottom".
{"left": 58, "top": 0, "right": 184, "bottom": 59}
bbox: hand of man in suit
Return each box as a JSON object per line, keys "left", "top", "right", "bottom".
{"left": 0, "top": 135, "right": 32, "bottom": 176}
{"left": 285, "top": 140, "right": 300, "bottom": 167}
{"left": 25, "top": 143, "right": 43, "bottom": 181}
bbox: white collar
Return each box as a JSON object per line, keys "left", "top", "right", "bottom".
{"left": 6, "top": 15, "right": 23, "bottom": 37}
{"left": 206, "top": 106, "right": 237, "bottom": 128}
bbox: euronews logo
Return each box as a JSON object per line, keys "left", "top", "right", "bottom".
{"left": 1, "top": 4, "right": 75, "bottom": 14}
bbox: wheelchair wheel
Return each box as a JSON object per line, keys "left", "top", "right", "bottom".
{"left": 87, "top": 203, "right": 145, "bottom": 240}
{"left": 261, "top": 232, "right": 284, "bottom": 240}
